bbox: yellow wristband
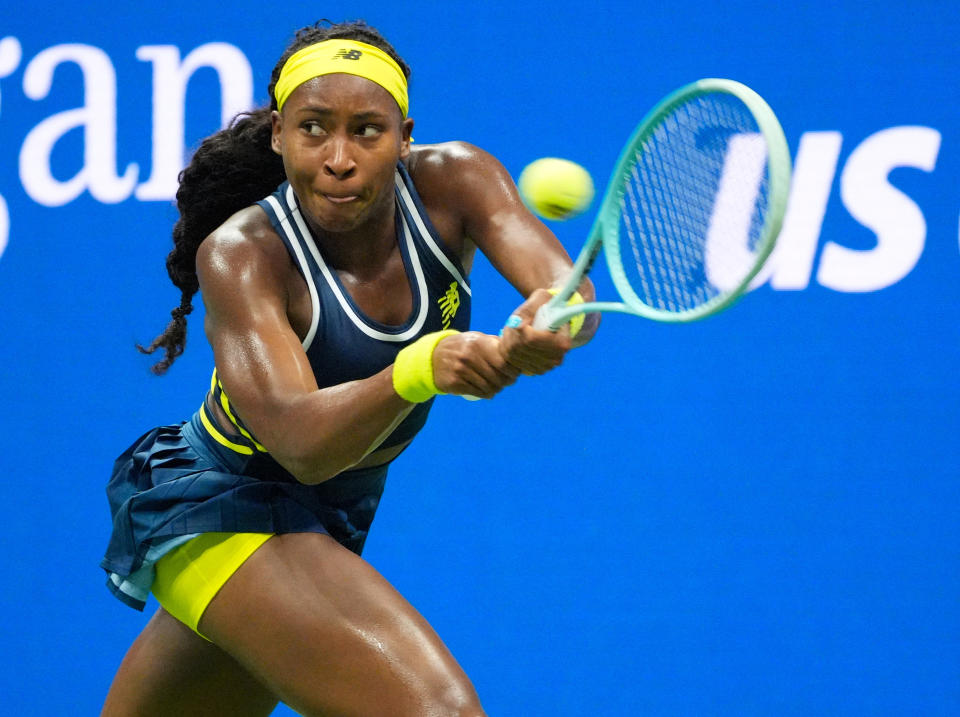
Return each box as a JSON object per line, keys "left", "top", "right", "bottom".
{"left": 547, "top": 289, "right": 586, "bottom": 339}
{"left": 392, "top": 330, "right": 460, "bottom": 403}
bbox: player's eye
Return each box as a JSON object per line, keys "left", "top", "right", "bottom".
{"left": 303, "top": 122, "right": 326, "bottom": 137}
{"left": 357, "top": 124, "right": 382, "bottom": 138}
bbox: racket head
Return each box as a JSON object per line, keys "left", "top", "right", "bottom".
{"left": 596, "top": 78, "right": 791, "bottom": 322}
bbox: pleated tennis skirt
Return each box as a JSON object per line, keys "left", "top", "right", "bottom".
{"left": 100, "top": 410, "right": 388, "bottom": 610}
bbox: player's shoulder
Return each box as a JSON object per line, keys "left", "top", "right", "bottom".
{"left": 408, "top": 141, "right": 514, "bottom": 205}
{"left": 196, "top": 205, "right": 291, "bottom": 286}
{"left": 409, "top": 141, "right": 501, "bottom": 178}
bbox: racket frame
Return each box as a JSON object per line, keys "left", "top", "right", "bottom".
{"left": 535, "top": 78, "right": 791, "bottom": 330}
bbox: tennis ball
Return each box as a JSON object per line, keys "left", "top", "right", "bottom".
{"left": 518, "top": 157, "right": 595, "bottom": 221}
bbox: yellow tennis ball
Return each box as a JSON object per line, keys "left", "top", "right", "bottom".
{"left": 518, "top": 157, "right": 595, "bottom": 221}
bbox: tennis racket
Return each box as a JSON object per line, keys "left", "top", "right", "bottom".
{"left": 532, "top": 78, "right": 791, "bottom": 332}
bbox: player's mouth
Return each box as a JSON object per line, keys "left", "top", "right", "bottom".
{"left": 322, "top": 193, "right": 360, "bottom": 204}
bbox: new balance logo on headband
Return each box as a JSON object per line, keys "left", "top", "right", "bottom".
{"left": 333, "top": 49, "right": 363, "bottom": 60}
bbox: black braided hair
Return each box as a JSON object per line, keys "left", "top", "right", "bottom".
{"left": 138, "top": 20, "right": 411, "bottom": 374}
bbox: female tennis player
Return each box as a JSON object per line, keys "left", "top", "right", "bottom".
{"left": 100, "top": 19, "right": 595, "bottom": 717}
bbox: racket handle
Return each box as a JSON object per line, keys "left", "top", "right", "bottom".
{"left": 532, "top": 304, "right": 560, "bottom": 332}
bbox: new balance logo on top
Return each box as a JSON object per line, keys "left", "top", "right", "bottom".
{"left": 333, "top": 49, "right": 363, "bottom": 60}
{"left": 438, "top": 282, "right": 461, "bottom": 330}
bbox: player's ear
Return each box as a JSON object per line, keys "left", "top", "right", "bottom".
{"left": 399, "top": 118, "right": 414, "bottom": 159}
{"left": 271, "top": 111, "right": 283, "bottom": 156}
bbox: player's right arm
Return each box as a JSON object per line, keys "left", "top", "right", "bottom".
{"left": 196, "top": 210, "right": 515, "bottom": 484}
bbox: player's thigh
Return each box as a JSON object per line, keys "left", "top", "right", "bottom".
{"left": 200, "top": 532, "right": 485, "bottom": 717}
{"left": 101, "top": 607, "right": 278, "bottom": 717}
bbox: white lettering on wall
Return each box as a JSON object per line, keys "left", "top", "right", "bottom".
{"left": 0, "top": 194, "right": 8, "bottom": 260}
{"left": 755, "top": 127, "right": 942, "bottom": 292}
{"left": 0, "top": 36, "right": 23, "bottom": 109}
{"left": 134, "top": 43, "right": 253, "bottom": 200}
{"left": 818, "top": 126, "right": 941, "bottom": 292}
{"left": 757, "top": 131, "right": 843, "bottom": 290}
{"left": 0, "top": 36, "right": 23, "bottom": 261}
{"left": 20, "top": 44, "right": 138, "bottom": 206}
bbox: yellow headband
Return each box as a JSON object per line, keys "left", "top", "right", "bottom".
{"left": 274, "top": 39, "right": 408, "bottom": 117}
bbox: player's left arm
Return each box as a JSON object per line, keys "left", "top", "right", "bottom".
{"left": 417, "top": 142, "right": 599, "bottom": 374}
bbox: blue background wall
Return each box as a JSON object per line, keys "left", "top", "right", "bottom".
{"left": 0, "top": 1, "right": 957, "bottom": 714}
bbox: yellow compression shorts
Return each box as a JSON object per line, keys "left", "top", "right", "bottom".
{"left": 152, "top": 532, "right": 273, "bottom": 640}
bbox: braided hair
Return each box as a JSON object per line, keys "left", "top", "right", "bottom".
{"left": 138, "top": 20, "right": 411, "bottom": 373}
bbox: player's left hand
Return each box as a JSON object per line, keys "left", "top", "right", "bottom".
{"left": 499, "top": 288, "right": 573, "bottom": 376}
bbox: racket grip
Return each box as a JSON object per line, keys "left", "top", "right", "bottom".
{"left": 532, "top": 304, "right": 559, "bottom": 332}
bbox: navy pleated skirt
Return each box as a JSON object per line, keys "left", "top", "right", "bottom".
{"left": 100, "top": 410, "right": 388, "bottom": 609}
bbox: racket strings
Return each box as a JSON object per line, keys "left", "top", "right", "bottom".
{"left": 622, "top": 124, "right": 711, "bottom": 312}
{"left": 618, "top": 93, "right": 771, "bottom": 313}
{"left": 641, "top": 115, "right": 710, "bottom": 309}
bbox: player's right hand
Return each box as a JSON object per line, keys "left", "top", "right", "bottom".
{"left": 499, "top": 288, "right": 573, "bottom": 376}
{"left": 432, "top": 331, "right": 520, "bottom": 399}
